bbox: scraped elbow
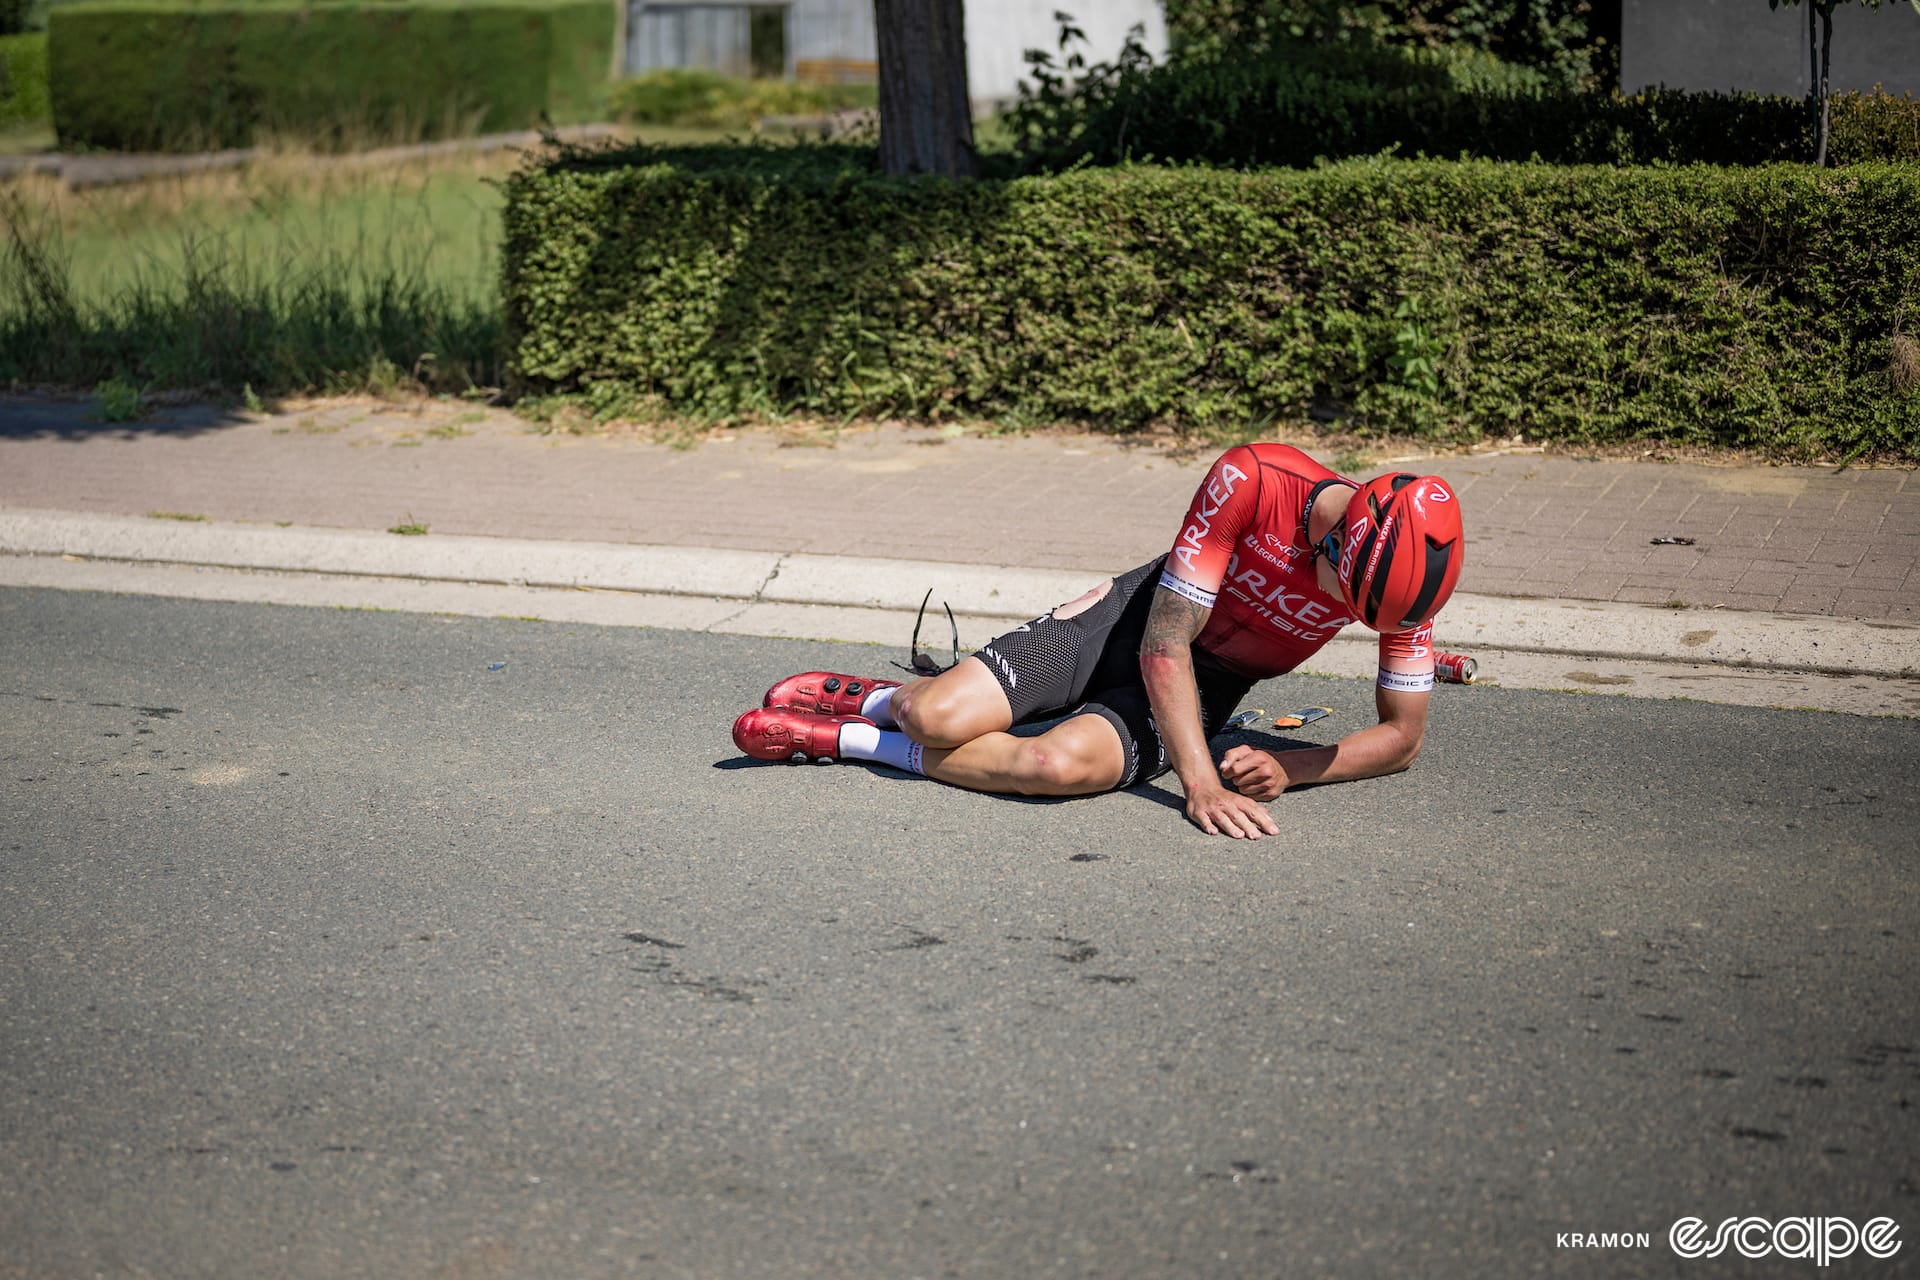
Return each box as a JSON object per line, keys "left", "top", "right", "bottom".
{"left": 1138, "top": 639, "right": 1179, "bottom": 670}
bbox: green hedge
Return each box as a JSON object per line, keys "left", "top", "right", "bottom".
{"left": 0, "top": 31, "right": 47, "bottom": 125}
{"left": 502, "top": 151, "right": 1920, "bottom": 460}
{"left": 1828, "top": 89, "right": 1920, "bottom": 167}
{"left": 1162, "top": 0, "right": 1615, "bottom": 92}
{"left": 48, "top": 0, "right": 614, "bottom": 151}
{"left": 1007, "top": 37, "right": 1920, "bottom": 170}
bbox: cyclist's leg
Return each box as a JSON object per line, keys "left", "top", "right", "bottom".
{"left": 919, "top": 710, "right": 1128, "bottom": 796}
{"left": 895, "top": 559, "right": 1161, "bottom": 751}
{"left": 888, "top": 655, "right": 1015, "bottom": 749}
{"left": 917, "top": 650, "right": 1253, "bottom": 797}
{"left": 920, "top": 665, "right": 1230, "bottom": 797}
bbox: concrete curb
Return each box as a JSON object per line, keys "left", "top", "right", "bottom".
{"left": 4, "top": 507, "right": 1914, "bottom": 679}
{"left": 1415, "top": 595, "right": 1916, "bottom": 679}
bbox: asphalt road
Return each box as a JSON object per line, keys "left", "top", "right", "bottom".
{"left": 2, "top": 588, "right": 1915, "bottom": 1279}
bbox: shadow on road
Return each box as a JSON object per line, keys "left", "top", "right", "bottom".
{"left": 711, "top": 727, "right": 1328, "bottom": 815}
{"left": 0, "top": 395, "right": 253, "bottom": 441}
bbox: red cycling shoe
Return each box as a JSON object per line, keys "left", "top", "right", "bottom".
{"left": 732, "top": 707, "right": 871, "bottom": 763}
{"left": 762, "top": 671, "right": 900, "bottom": 718}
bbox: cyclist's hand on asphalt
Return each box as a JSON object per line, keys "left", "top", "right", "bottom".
{"left": 1219, "top": 745, "right": 1286, "bottom": 802}
{"left": 1185, "top": 781, "right": 1280, "bottom": 840}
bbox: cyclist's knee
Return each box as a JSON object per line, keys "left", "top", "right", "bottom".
{"left": 1014, "top": 740, "right": 1100, "bottom": 793}
{"left": 894, "top": 677, "right": 997, "bottom": 747}
{"left": 1021, "top": 740, "right": 1082, "bottom": 790}
{"left": 1013, "top": 721, "right": 1124, "bottom": 795}
{"left": 893, "top": 657, "right": 1011, "bottom": 747}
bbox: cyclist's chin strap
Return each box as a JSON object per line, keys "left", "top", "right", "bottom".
{"left": 1302, "top": 477, "right": 1345, "bottom": 553}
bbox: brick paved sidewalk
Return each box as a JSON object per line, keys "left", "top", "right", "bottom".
{"left": 1, "top": 395, "right": 1914, "bottom": 622}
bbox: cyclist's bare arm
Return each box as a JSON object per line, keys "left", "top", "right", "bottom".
{"left": 1139, "top": 586, "right": 1280, "bottom": 840}
{"left": 1219, "top": 684, "right": 1430, "bottom": 801}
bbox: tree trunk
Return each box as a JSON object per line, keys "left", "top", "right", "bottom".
{"left": 1816, "top": 4, "right": 1833, "bottom": 167}
{"left": 874, "top": 0, "right": 977, "bottom": 178}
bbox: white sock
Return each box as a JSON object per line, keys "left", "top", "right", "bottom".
{"left": 860, "top": 686, "right": 897, "bottom": 727}
{"left": 837, "top": 723, "right": 924, "bottom": 775}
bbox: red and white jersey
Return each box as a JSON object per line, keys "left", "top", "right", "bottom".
{"left": 1160, "top": 443, "right": 1436, "bottom": 688}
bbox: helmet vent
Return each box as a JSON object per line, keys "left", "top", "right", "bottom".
{"left": 1399, "top": 535, "right": 1457, "bottom": 629}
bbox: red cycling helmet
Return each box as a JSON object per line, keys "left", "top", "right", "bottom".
{"left": 1335, "top": 473, "right": 1464, "bottom": 632}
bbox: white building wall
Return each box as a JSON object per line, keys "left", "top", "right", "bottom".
{"left": 628, "top": 5, "right": 756, "bottom": 77}
{"left": 1622, "top": 0, "right": 1920, "bottom": 96}
{"left": 788, "top": 0, "right": 876, "bottom": 72}
{"left": 764, "top": 0, "right": 1169, "bottom": 103}
{"left": 964, "top": 0, "right": 1168, "bottom": 103}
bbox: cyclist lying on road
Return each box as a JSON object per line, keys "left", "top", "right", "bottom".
{"left": 731, "top": 443, "right": 1464, "bottom": 840}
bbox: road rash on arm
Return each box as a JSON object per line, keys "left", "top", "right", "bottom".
{"left": 1139, "top": 586, "right": 1280, "bottom": 841}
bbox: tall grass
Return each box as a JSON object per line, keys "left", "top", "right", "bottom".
{"left": 0, "top": 145, "right": 516, "bottom": 396}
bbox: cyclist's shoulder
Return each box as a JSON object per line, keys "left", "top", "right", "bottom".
{"left": 1207, "top": 441, "right": 1335, "bottom": 480}
{"left": 1202, "top": 443, "right": 1337, "bottom": 509}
